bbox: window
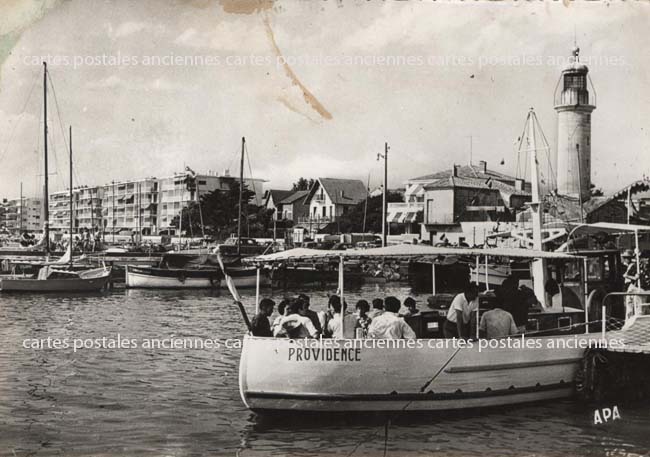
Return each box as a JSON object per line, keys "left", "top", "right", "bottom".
{"left": 322, "top": 206, "right": 326, "bottom": 217}
{"left": 564, "top": 74, "right": 585, "bottom": 90}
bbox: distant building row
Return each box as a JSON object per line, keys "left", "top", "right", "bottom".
{"left": 1, "top": 170, "right": 264, "bottom": 236}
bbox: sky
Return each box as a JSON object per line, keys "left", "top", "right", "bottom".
{"left": 0, "top": 0, "right": 648, "bottom": 199}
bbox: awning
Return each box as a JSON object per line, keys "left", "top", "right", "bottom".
{"left": 569, "top": 222, "right": 650, "bottom": 238}
{"left": 243, "top": 243, "right": 582, "bottom": 264}
{"left": 400, "top": 211, "right": 420, "bottom": 223}
{"left": 387, "top": 212, "right": 402, "bottom": 223}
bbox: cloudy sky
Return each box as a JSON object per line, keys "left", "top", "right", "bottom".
{"left": 0, "top": 0, "right": 648, "bottom": 199}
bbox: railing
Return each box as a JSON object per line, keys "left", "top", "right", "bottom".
{"left": 297, "top": 216, "right": 337, "bottom": 224}
{"left": 424, "top": 214, "right": 456, "bottom": 225}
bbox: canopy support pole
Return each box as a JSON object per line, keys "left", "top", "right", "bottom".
{"left": 635, "top": 229, "right": 641, "bottom": 289}
{"left": 583, "top": 257, "right": 589, "bottom": 334}
{"left": 475, "top": 256, "right": 480, "bottom": 286}
{"left": 484, "top": 255, "right": 489, "bottom": 291}
{"left": 339, "top": 255, "right": 345, "bottom": 337}
{"left": 255, "top": 267, "right": 260, "bottom": 314}
{"left": 431, "top": 262, "right": 436, "bottom": 296}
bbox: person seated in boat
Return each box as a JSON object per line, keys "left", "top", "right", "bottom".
{"left": 443, "top": 284, "right": 479, "bottom": 339}
{"left": 251, "top": 298, "right": 275, "bottom": 337}
{"left": 367, "top": 296, "right": 416, "bottom": 340}
{"left": 355, "top": 300, "right": 372, "bottom": 337}
{"left": 399, "top": 297, "right": 420, "bottom": 317}
{"left": 495, "top": 276, "right": 518, "bottom": 314}
{"left": 325, "top": 295, "right": 357, "bottom": 339}
{"left": 271, "top": 300, "right": 289, "bottom": 337}
{"left": 297, "top": 293, "right": 322, "bottom": 334}
{"left": 479, "top": 299, "right": 518, "bottom": 339}
{"left": 515, "top": 284, "right": 540, "bottom": 332}
{"left": 544, "top": 278, "right": 581, "bottom": 311}
{"left": 368, "top": 298, "right": 384, "bottom": 319}
{"left": 275, "top": 298, "right": 319, "bottom": 339}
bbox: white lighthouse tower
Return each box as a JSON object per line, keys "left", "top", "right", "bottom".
{"left": 554, "top": 46, "right": 596, "bottom": 202}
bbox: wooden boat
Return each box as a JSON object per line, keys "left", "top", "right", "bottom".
{"left": 124, "top": 253, "right": 270, "bottom": 289}
{"left": 0, "top": 265, "right": 111, "bottom": 292}
{"left": 125, "top": 265, "right": 222, "bottom": 289}
{"left": 238, "top": 243, "right": 601, "bottom": 412}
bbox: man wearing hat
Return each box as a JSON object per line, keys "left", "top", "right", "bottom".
{"left": 622, "top": 249, "right": 638, "bottom": 290}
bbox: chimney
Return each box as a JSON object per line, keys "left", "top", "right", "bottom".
{"left": 479, "top": 160, "right": 487, "bottom": 173}
{"left": 453, "top": 165, "right": 460, "bottom": 177}
{"left": 515, "top": 178, "right": 524, "bottom": 192}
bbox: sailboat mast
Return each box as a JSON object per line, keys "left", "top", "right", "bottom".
{"left": 69, "top": 125, "right": 74, "bottom": 267}
{"left": 238, "top": 137, "right": 245, "bottom": 255}
{"left": 528, "top": 110, "right": 543, "bottom": 251}
{"left": 527, "top": 108, "right": 547, "bottom": 305}
{"left": 43, "top": 62, "right": 50, "bottom": 255}
{"left": 19, "top": 182, "right": 23, "bottom": 234}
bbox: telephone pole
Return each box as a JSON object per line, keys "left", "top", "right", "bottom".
{"left": 377, "top": 142, "right": 389, "bottom": 247}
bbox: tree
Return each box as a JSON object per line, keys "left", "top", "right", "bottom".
{"left": 169, "top": 201, "right": 203, "bottom": 237}
{"left": 337, "top": 191, "right": 403, "bottom": 233}
{"left": 292, "top": 177, "right": 315, "bottom": 191}
{"left": 171, "top": 180, "right": 271, "bottom": 240}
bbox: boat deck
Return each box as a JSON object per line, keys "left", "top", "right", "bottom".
{"left": 604, "top": 315, "right": 650, "bottom": 354}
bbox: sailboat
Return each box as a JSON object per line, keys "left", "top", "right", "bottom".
{"left": 0, "top": 63, "right": 111, "bottom": 293}
{"left": 234, "top": 112, "right": 621, "bottom": 413}
{"left": 123, "top": 137, "right": 269, "bottom": 288}
{"left": 217, "top": 137, "right": 271, "bottom": 288}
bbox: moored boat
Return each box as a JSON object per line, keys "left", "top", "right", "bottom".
{"left": 0, "top": 265, "right": 111, "bottom": 292}
{"left": 125, "top": 265, "right": 222, "bottom": 289}
{"left": 237, "top": 243, "right": 603, "bottom": 413}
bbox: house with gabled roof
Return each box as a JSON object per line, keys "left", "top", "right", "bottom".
{"left": 278, "top": 190, "right": 309, "bottom": 223}
{"left": 299, "top": 177, "right": 368, "bottom": 231}
{"left": 264, "top": 189, "right": 296, "bottom": 220}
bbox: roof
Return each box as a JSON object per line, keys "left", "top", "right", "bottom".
{"left": 278, "top": 190, "right": 309, "bottom": 205}
{"left": 423, "top": 176, "right": 530, "bottom": 197}
{"left": 265, "top": 189, "right": 294, "bottom": 205}
{"left": 243, "top": 243, "right": 580, "bottom": 264}
{"left": 587, "top": 180, "right": 650, "bottom": 214}
{"left": 305, "top": 178, "right": 368, "bottom": 206}
{"left": 411, "top": 164, "right": 522, "bottom": 184}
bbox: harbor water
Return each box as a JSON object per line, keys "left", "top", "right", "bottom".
{"left": 1, "top": 284, "right": 649, "bottom": 457}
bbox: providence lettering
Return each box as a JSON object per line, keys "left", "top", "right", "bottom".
{"left": 288, "top": 347, "right": 361, "bottom": 362}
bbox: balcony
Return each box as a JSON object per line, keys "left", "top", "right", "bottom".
{"left": 424, "top": 213, "right": 457, "bottom": 225}
{"left": 297, "top": 216, "right": 338, "bottom": 225}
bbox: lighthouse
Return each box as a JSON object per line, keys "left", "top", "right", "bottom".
{"left": 554, "top": 46, "right": 596, "bottom": 202}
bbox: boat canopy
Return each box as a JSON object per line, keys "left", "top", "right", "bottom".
{"left": 569, "top": 222, "right": 650, "bottom": 238}
{"left": 243, "top": 243, "right": 581, "bottom": 264}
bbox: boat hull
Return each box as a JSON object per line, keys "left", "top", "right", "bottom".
{"left": 238, "top": 334, "right": 604, "bottom": 412}
{"left": 0, "top": 267, "right": 111, "bottom": 292}
{"left": 124, "top": 266, "right": 271, "bottom": 289}
{"left": 125, "top": 266, "right": 220, "bottom": 289}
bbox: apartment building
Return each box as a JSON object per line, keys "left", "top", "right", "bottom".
{"left": 1, "top": 197, "right": 43, "bottom": 233}
{"left": 101, "top": 178, "right": 158, "bottom": 235}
